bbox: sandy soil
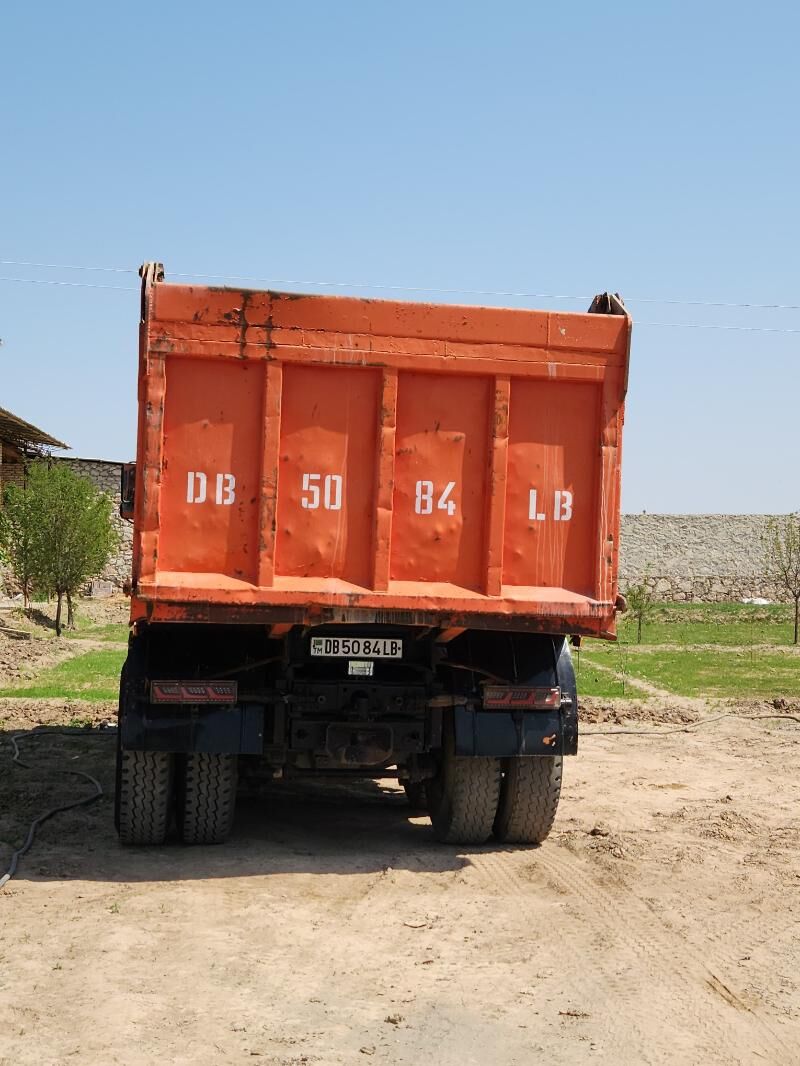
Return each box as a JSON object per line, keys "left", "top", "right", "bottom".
{"left": 1, "top": 698, "right": 798, "bottom": 1065}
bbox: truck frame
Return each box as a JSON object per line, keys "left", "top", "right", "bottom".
{"left": 116, "top": 263, "right": 631, "bottom": 847}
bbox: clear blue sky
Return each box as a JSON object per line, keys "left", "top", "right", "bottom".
{"left": 2, "top": 1, "right": 798, "bottom": 514}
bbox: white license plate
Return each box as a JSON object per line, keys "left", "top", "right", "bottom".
{"left": 310, "top": 637, "right": 402, "bottom": 658}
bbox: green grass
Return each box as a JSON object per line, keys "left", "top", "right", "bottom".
{"left": 591, "top": 602, "right": 800, "bottom": 697}
{"left": 2, "top": 600, "right": 796, "bottom": 703}
{"left": 581, "top": 640, "right": 800, "bottom": 698}
{"left": 573, "top": 646, "right": 646, "bottom": 697}
{"left": 63, "top": 619, "right": 129, "bottom": 643}
{"left": 617, "top": 602, "right": 795, "bottom": 647}
{"left": 0, "top": 648, "right": 125, "bottom": 701}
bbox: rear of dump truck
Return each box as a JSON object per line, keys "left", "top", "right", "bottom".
{"left": 116, "top": 262, "right": 631, "bottom": 847}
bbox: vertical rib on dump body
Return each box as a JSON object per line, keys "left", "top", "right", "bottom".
{"left": 130, "top": 271, "right": 631, "bottom": 639}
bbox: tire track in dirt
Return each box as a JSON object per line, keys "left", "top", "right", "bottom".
{"left": 541, "top": 846, "right": 795, "bottom": 1062}
{"left": 653, "top": 849, "right": 800, "bottom": 1025}
{"left": 469, "top": 845, "right": 794, "bottom": 1064}
{"left": 466, "top": 850, "right": 664, "bottom": 1065}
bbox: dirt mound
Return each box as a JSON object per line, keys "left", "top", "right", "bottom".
{"left": 580, "top": 695, "right": 800, "bottom": 728}
{"left": 0, "top": 697, "right": 116, "bottom": 730}
{"left": 580, "top": 697, "right": 703, "bottom": 725}
{"left": 0, "top": 595, "right": 128, "bottom": 634}
{"left": 0, "top": 632, "right": 80, "bottom": 687}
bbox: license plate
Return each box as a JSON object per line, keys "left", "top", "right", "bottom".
{"left": 310, "top": 637, "right": 402, "bottom": 658}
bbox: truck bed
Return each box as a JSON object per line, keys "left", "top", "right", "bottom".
{"left": 130, "top": 272, "right": 631, "bottom": 638}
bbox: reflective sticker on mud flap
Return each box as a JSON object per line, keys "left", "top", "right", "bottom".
{"left": 348, "top": 661, "right": 374, "bottom": 677}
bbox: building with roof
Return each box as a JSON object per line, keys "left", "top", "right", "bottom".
{"left": 0, "top": 405, "right": 68, "bottom": 493}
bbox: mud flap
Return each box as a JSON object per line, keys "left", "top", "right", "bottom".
{"left": 121, "top": 703, "right": 264, "bottom": 754}
{"left": 451, "top": 635, "right": 579, "bottom": 757}
{"left": 453, "top": 706, "right": 577, "bottom": 757}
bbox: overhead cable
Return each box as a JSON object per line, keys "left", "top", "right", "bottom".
{"left": 2, "top": 258, "right": 800, "bottom": 311}
{"left": 0, "top": 275, "right": 135, "bottom": 292}
{"left": 0, "top": 259, "right": 134, "bottom": 274}
{"left": 2, "top": 271, "right": 800, "bottom": 332}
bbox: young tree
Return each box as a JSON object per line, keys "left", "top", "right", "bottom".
{"left": 0, "top": 481, "right": 41, "bottom": 610}
{"left": 763, "top": 514, "right": 800, "bottom": 645}
{"left": 1, "top": 463, "right": 118, "bottom": 635}
{"left": 625, "top": 568, "right": 656, "bottom": 644}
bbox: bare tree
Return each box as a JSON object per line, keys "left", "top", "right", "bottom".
{"left": 763, "top": 514, "right": 800, "bottom": 645}
{"left": 625, "top": 567, "right": 656, "bottom": 644}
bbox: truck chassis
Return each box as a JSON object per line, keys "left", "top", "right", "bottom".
{"left": 116, "top": 623, "right": 577, "bottom": 847}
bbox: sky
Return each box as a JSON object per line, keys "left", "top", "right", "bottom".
{"left": 1, "top": 0, "right": 798, "bottom": 514}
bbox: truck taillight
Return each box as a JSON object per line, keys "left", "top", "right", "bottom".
{"left": 150, "top": 681, "right": 238, "bottom": 704}
{"left": 481, "top": 685, "right": 561, "bottom": 710}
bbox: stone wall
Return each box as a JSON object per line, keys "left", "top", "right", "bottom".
{"left": 57, "top": 458, "right": 132, "bottom": 589}
{"left": 618, "top": 514, "right": 782, "bottom": 602}
{"left": 0, "top": 456, "right": 132, "bottom": 596}
{"left": 2, "top": 456, "right": 789, "bottom": 602}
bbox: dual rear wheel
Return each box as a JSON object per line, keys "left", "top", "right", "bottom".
{"left": 414, "top": 721, "right": 562, "bottom": 846}
{"left": 116, "top": 739, "right": 556, "bottom": 848}
{"left": 116, "top": 748, "right": 238, "bottom": 846}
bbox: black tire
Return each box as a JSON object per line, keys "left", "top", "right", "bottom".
{"left": 427, "top": 718, "right": 501, "bottom": 845}
{"left": 494, "top": 756, "right": 563, "bottom": 845}
{"left": 402, "top": 780, "right": 428, "bottom": 811}
{"left": 117, "top": 749, "right": 174, "bottom": 845}
{"left": 177, "top": 753, "right": 238, "bottom": 845}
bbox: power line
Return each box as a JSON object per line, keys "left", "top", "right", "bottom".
{"left": 637, "top": 296, "right": 800, "bottom": 311}
{"left": 0, "top": 275, "right": 135, "bottom": 292}
{"left": 1, "top": 269, "right": 800, "bottom": 332}
{"left": 1, "top": 262, "right": 601, "bottom": 301}
{"left": 0, "top": 259, "right": 134, "bottom": 274}
{"left": 170, "top": 272, "right": 800, "bottom": 313}
{"left": 638, "top": 321, "right": 800, "bottom": 334}
{"left": 2, "top": 258, "right": 800, "bottom": 312}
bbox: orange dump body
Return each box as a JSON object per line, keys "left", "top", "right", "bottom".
{"left": 130, "top": 277, "right": 630, "bottom": 639}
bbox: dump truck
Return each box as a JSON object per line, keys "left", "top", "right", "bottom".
{"left": 115, "top": 262, "right": 631, "bottom": 847}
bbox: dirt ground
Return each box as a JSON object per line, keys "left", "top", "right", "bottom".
{"left": 0, "top": 596, "right": 129, "bottom": 689}
{"left": 1, "top": 698, "right": 798, "bottom": 1066}
{"left": 0, "top": 631, "right": 87, "bottom": 687}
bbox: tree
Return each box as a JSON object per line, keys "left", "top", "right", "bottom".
{"left": 0, "top": 481, "right": 39, "bottom": 609}
{"left": 625, "top": 568, "right": 656, "bottom": 644}
{"left": 0, "top": 463, "right": 118, "bottom": 635}
{"left": 763, "top": 514, "right": 800, "bottom": 645}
